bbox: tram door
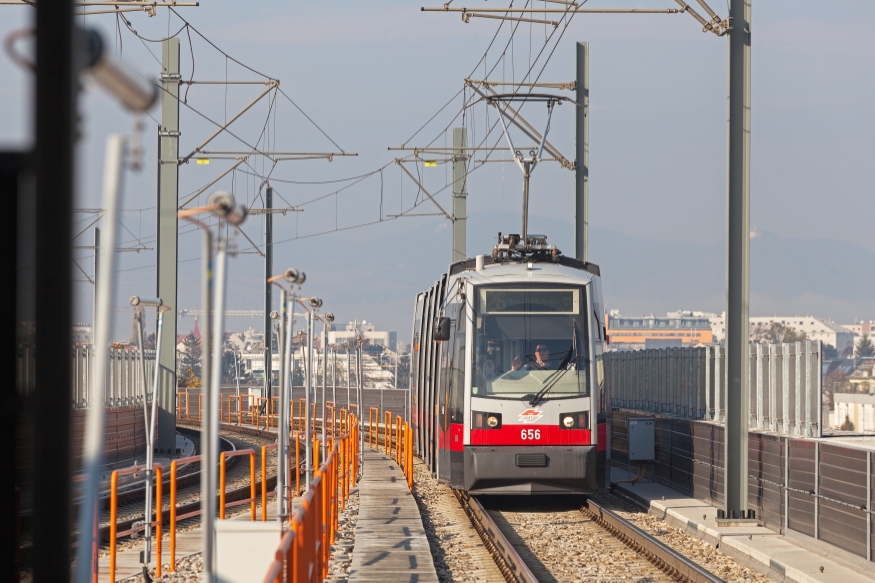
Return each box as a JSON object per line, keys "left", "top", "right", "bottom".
{"left": 437, "top": 337, "right": 451, "bottom": 483}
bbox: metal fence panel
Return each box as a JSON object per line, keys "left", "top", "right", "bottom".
{"left": 604, "top": 341, "right": 821, "bottom": 437}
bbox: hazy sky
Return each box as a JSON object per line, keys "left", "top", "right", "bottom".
{"left": 2, "top": 1, "right": 873, "bottom": 342}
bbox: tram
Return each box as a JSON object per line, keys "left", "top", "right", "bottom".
{"left": 409, "top": 234, "right": 608, "bottom": 495}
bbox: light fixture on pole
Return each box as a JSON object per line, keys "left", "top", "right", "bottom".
{"left": 129, "top": 295, "right": 171, "bottom": 575}
{"left": 178, "top": 191, "right": 246, "bottom": 582}
{"left": 266, "top": 268, "right": 305, "bottom": 520}
{"left": 299, "top": 297, "right": 322, "bottom": 487}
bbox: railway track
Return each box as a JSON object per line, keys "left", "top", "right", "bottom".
{"left": 453, "top": 491, "right": 723, "bottom": 583}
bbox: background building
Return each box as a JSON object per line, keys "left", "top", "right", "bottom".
{"left": 329, "top": 320, "right": 396, "bottom": 351}
{"left": 605, "top": 310, "right": 713, "bottom": 351}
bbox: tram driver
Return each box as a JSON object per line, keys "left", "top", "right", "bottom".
{"left": 511, "top": 343, "right": 555, "bottom": 371}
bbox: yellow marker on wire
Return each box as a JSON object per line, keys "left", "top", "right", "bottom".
{"left": 196, "top": 158, "right": 210, "bottom": 165}
{"left": 423, "top": 160, "right": 437, "bottom": 167}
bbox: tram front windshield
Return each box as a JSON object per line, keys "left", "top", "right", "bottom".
{"left": 472, "top": 284, "right": 590, "bottom": 400}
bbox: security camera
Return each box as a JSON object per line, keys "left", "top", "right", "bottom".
{"left": 207, "top": 191, "right": 247, "bottom": 225}
{"left": 308, "top": 297, "right": 322, "bottom": 309}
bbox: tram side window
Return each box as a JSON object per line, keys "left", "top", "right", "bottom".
{"left": 450, "top": 333, "right": 465, "bottom": 423}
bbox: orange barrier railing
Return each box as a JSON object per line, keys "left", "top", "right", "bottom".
{"left": 258, "top": 443, "right": 275, "bottom": 522}
{"left": 219, "top": 449, "right": 257, "bottom": 520}
{"left": 326, "top": 405, "right": 335, "bottom": 437}
{"left": 168, "top": 454, "right": 200, "bottom": 572}
{"left": 297, "top": 398, "right": 306, "bottom": 431}
{"left": 108, "top": 463, "right": 165, "bottom": 582}
{"left": 368, "top": 407, "right": 379, "bottom": 449}
{"left": 405, "top": 423, "right": 413, "bottom": 490}
{"left": 384, "top": 411, "right": 392, "bottom": 456}
{"left": 395, "top": 415, "right": 403, "bottom": 465}
{"left": 263, "top": 416, "right": 360, "bottom": 583}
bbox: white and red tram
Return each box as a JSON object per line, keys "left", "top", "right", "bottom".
{"left": 410, "top": 235, "right": 608, "bottom": 494}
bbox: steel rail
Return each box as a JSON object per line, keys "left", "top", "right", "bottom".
{"left": 453, "top": 490, "right": 538, "bottom": 583}
{"left": 582, "top": 500, "right": 723, "bottom": 583}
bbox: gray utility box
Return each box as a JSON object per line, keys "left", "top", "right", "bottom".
{"left": 628, "top": 418, "right": 655, "bottom": 461}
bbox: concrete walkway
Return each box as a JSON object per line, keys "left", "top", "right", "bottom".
{"left": 349, "top": 449, "right": 438, "bottom": 583}
{"left": 610, "top": 466, "right": 875, "bottom": 583}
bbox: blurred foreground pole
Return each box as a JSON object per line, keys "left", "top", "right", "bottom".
{"left": 34, "top": 1, "right": 75, "bottom": 581}
{"left": 724, "top": 0, "right": 752, "bottom": 519}
{"left": 1, "top": 153, "right": 28, "bottom": 582}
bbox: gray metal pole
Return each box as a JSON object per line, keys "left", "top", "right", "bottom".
{"left": 346, "top": 349, "right": 351, "bottom": 410}
{"left": 263, "top": 187, "right": 273, "bottom": 405}
{"left": 276, "top": 289, "right": 286, "bottom": 521}
{"left": 156, "top": 38, "right": 180, "bottom": 453}
{"left": 74, "top": 136, "right": 125, "bottom": 583}
{"left": 521, "top": 162, "right": 531, "bottom": 243}
{"left": 575, "top": 42, "right": 589, "bottom": 262}
{"left": 452, "top": 127, "right": 467, "bottom": 262}
{"left": 305, "top": 310, "right": 314, "bottom": 486}
{"left": 332, "top": 349, "right": 337, "bottom": 405}
{"left": 93, "top": 227, "right": 100, "bottom": 332}
{"left": 134, "top": 316, "right": 153, "bottom": 566}
{"left": 724, "top": 0, "right": 752, "bottom": 520}
{"left": 206, "top": 238, "right": 227, "bottom": 580}
{"left": 198, "top": 228, "right": 213, "bottom": 581}
{"left": 321, "top": 324, "right": 328, "bottom": 461}
{"left": 358, "top": 341, "right": 364, "bottom": 469}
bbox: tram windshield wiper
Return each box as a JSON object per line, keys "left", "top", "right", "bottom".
{"left": 528, "top": 352, "right": 585, "bottom": 407}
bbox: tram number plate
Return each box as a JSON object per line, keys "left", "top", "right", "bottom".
{"left": 520, "top": 429, "right": 541, "bottom": 441}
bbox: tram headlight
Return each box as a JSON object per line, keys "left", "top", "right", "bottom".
{"left": 559, "top": 411, "right": 589, "bottom": 429}
{"left": 472, "top": 411, "right": 501, "bottom": 429}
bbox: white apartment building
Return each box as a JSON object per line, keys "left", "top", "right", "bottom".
{"left": 629, "top": 311, "right": 856, "bottom": 352}
{"left": 704, "top": 314, "right": 854, "bottom": 352}
{"left": 842, "top": 320, "right": 875, "bottom": 338}
{"left": 328, "top": 320, "right": 397, "bottom": 351}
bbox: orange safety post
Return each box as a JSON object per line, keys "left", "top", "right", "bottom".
{"left": 396, "top": 416, "right": 403, "bottom": 465}
{"left": 169, "top": 460, "right": 177, "bottom": 571}
{"left": 250, "top": 451, "right": 256, "bottom": 519}
{"left": 109, "top": 471, "right": 118, "bottom": 581}
{"left": 155, "top": 465, "right": 163, "bottom": 577}
{"left": 368, "top": 408, "right": 377, "bottom": 449}
{"left": 219, "top": 449, "right": 257, "bottom": 520}
{"left": 220, "top": 451, "right": 227, "bottom": 519}
{"left": 295, "top": 432, "right": 301, "bottom": 498}
{"left": 109, "top": 461, "right": 163, "bottom": 581}
{"left": 340, "top": 436, "right": 346, "bottom": 511}
{"left": 260, "top": 444, "right": 277, "bottom": 521}
{"left": 384, "top": 411, "right": 391, "bottom": 456}
{"left": 407, "top": 425, "right": 414, "bottom": 490}
{"left": 311, "top": 402, "right": 317, "bottom": 435}
{"left": 313, "top": 435, "right": 320, "bottom": 469}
